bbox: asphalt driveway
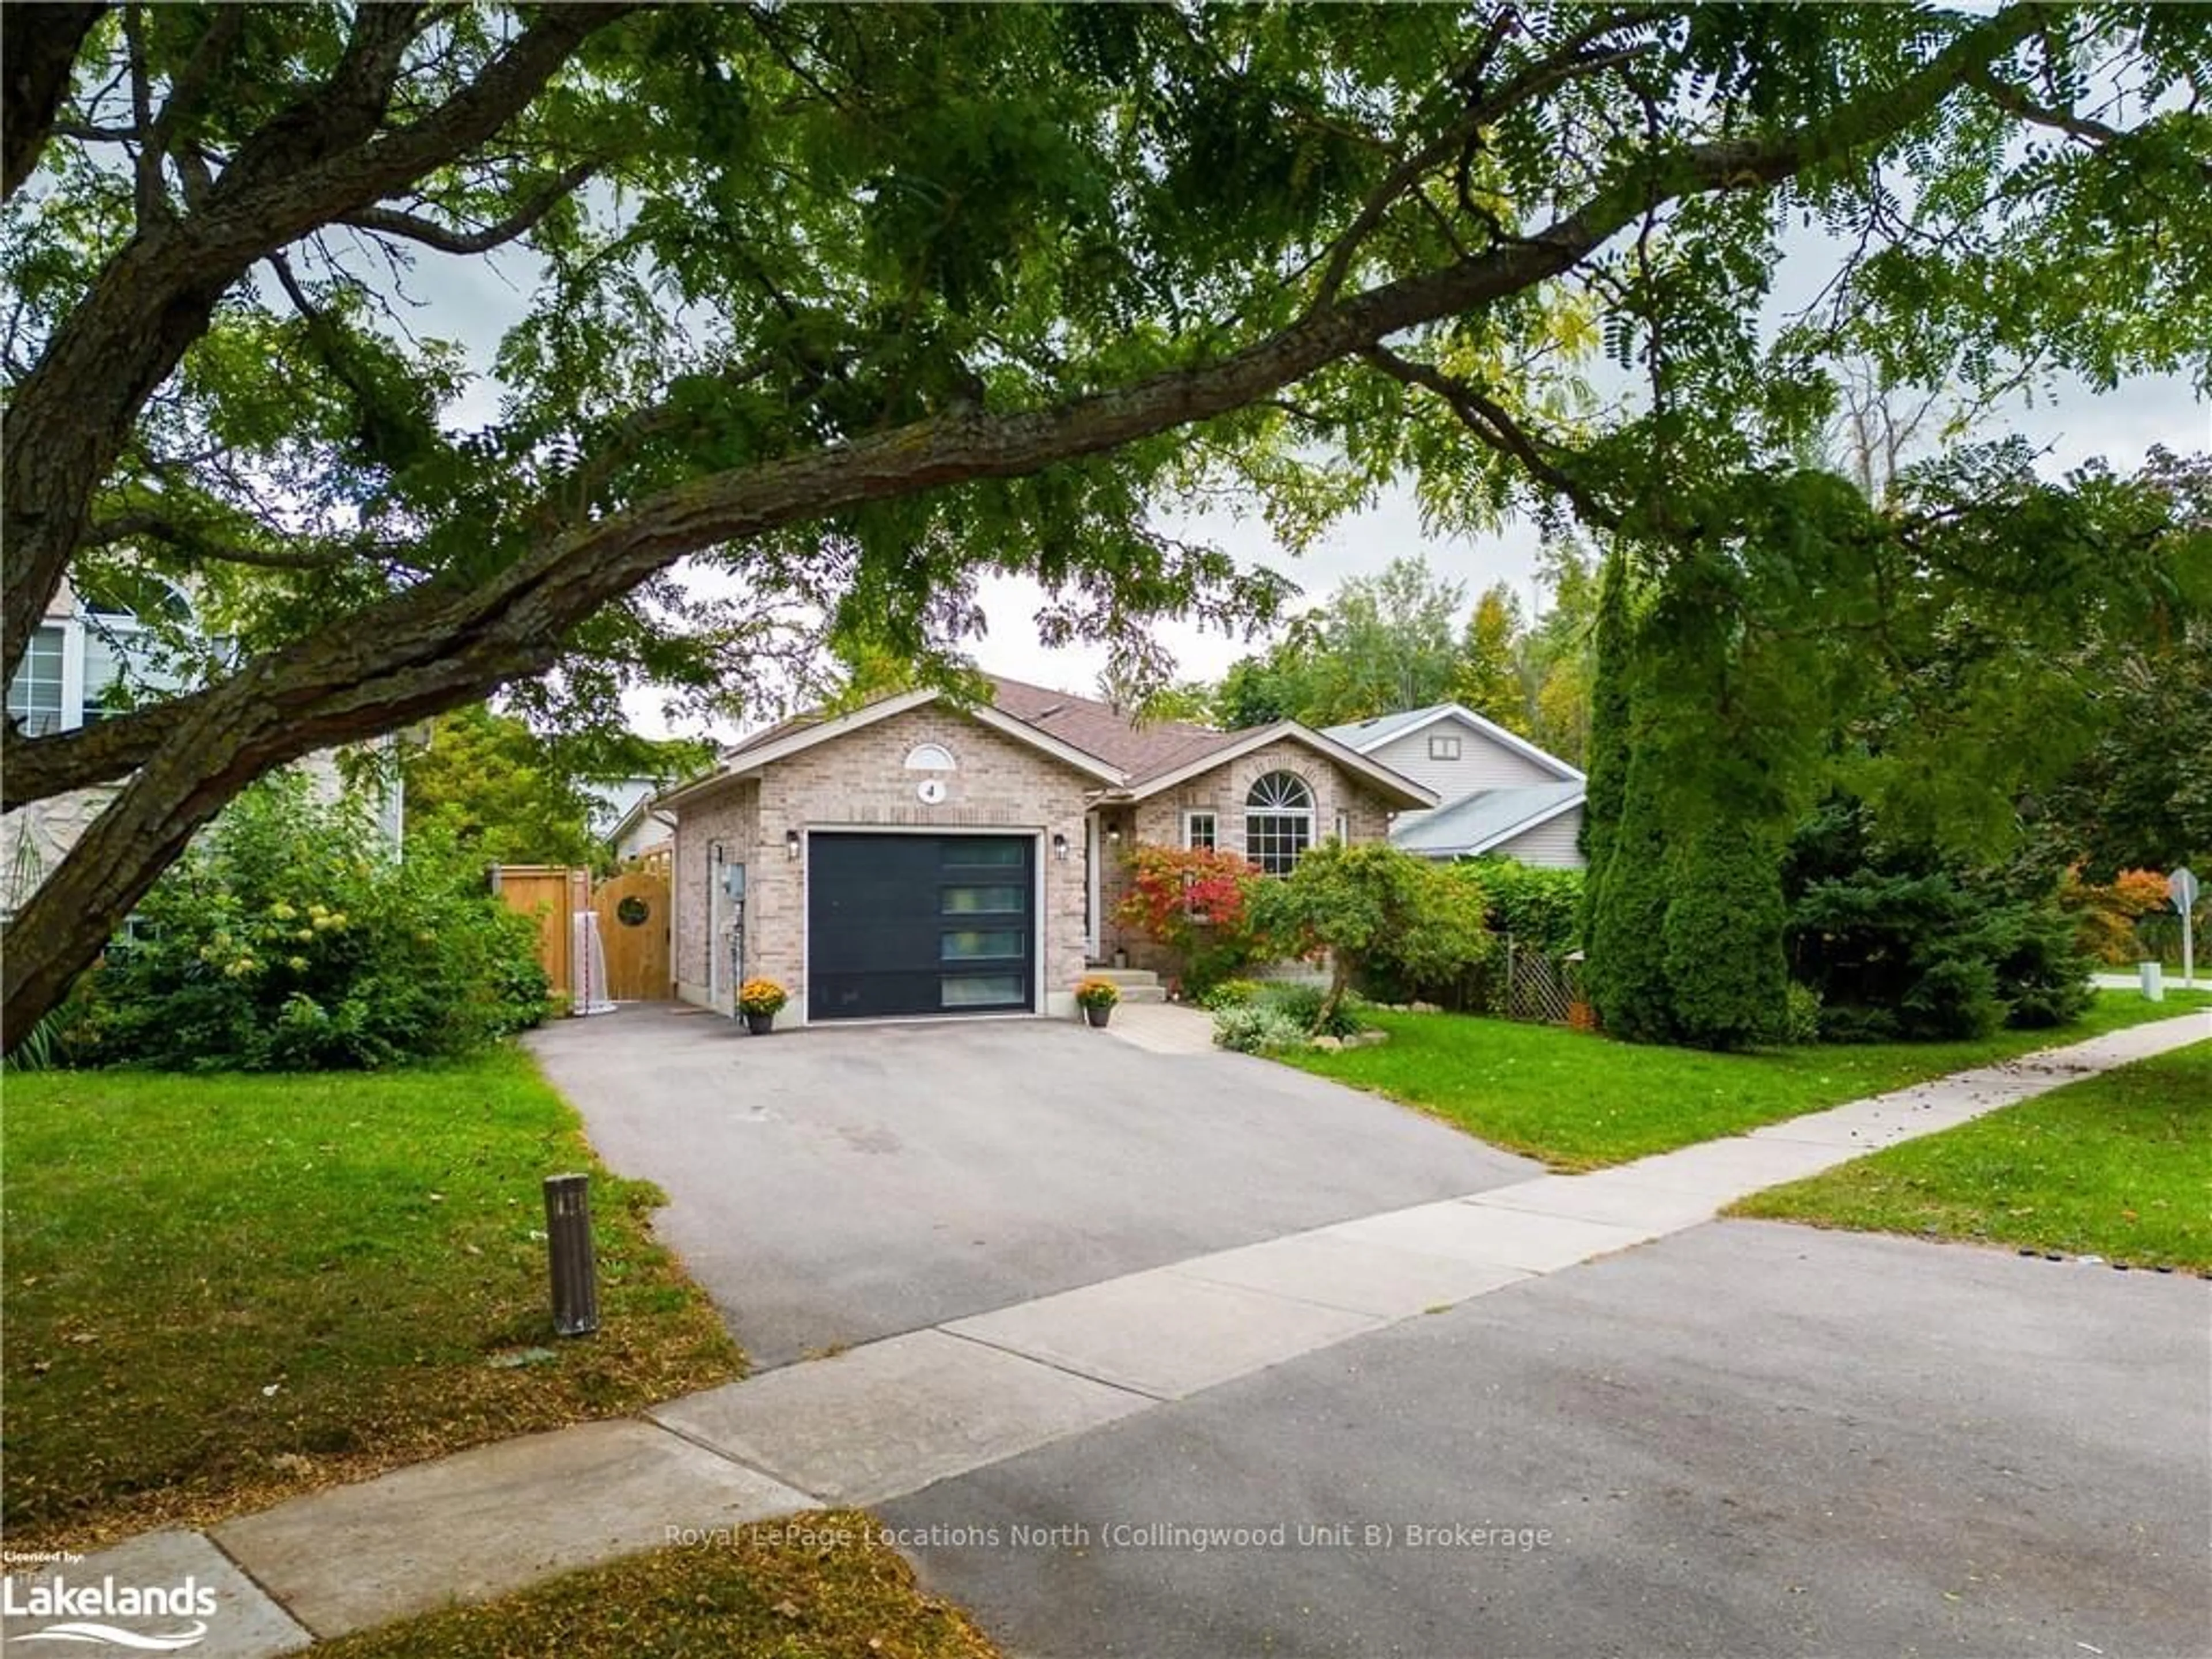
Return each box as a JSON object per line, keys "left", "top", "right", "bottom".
{"left": 881, "top": 1220, "right": 2212, "bottom": 1658}
{"left": 528, "top": 1006, "right": 1536, "bottom": 1366}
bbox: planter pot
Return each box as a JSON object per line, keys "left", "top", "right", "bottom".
{"left": 1111, "top": 949, "right": 1128, "bottom": 969}
{"left": 743, "top": 1011, "right": 775, "bottom": 1035}
{"left": 1083, "top": 1004, "right": 1112, "bottom": 1028}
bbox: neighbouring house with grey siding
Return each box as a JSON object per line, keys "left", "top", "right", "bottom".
{"left": 1321, "top": 703, "right": 1586, "bottom": 869}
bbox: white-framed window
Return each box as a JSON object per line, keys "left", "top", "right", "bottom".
{"left": 6, "top": 586, "right": 194, "bottom": 735}
{"left": 1244, "top": 771, "right": 1315, "bottom": 876}
{"left": 1428, "top": 733, "right": 1462, "bottom": 760}
{"left": 903, "top": 743, "right": 957, "bottom": 771}
{"left": 1334, "top": 809, "right": 1351, "bottom": 844}
{"left": 5, "top": 624, "right": 65, "bottom": 735}
{"left": 1183, "top": 810, "right": 1217, "bottom": 851}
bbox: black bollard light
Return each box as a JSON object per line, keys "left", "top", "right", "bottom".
{"left": 543, "top": 1172, "right": 600, "bottom": 1336}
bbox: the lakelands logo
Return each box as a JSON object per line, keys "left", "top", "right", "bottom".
{"left": 2, "top": 1573, "right": 217, "bottom": 1650}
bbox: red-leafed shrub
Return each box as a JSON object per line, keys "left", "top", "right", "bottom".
{"left": 1112, "top": 844, "right": 1276, "bottom": 991}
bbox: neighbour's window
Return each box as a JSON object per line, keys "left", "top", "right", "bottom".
{"left": 1428, "top": 733, "right": 1462, "bottom": 760}
{"left": 1244, "top": 771, "right": 1314, "bottom": 875}
{"left": 5, "top": 625, "right": 64, "bottom": 736}
{"left": 1183, "top": 810, "right": 1216, "bottom": 851}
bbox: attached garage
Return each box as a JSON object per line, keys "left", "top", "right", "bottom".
{"left": 807, "top": 831, "right": 1037, "bottom": 1020}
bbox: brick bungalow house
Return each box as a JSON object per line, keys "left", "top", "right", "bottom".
{"left": 656, "top": 677, "right": 1435, "bottom": 1024}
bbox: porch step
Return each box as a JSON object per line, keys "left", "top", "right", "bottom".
{"left": 1083, "top": 966, "right": 1168, "bottom": 1003}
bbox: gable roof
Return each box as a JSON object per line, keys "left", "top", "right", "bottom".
{"left": 1116, "top": 718, "right": 1435, "bottom": 808}
{"left": 656, "top": 676, "right": 1436, "bottom": 813}
{"left": 656, "top": 686, "right": 1125, "bottom": 812}
{"left": 1321, "top": 702, "right": 1585, "bottom": 783}
{"left": 1394, "top": 781, "right": 1585, "bottom": 857}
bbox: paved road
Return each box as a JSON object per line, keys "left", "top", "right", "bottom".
{"left": 882, "top": 1221, "right": 2212, "bottom": 1659}
{"left": 528, "top": 1007, "right": 1536, "bottom": 1366}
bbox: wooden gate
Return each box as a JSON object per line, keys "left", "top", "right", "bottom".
{"left": 494, "top": 865, "right": 592, "bottom": 1001}
{"left": 592, "top": 866, "right": 673, "bottom": 1001}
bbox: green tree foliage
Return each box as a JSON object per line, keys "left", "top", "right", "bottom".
{"left": 403, "top": 704, "right": 709, "bottom": 869}
{"left": 1516, "top": 542, "right": 1605, "bottom": 768}
{"left": 1661, "top": 823, "right": 1791, "bottom": 1051}
{"left": 403, "top": 705, "right": 605, "bottom": 869}
{"left": 1578, "top": 546, "right": 1636, "bottom": 882}
{"left": 1585, "top": 735, "right": 1677, "bottom": 1043}
{"left": 2036, "top": 451, "right": 2212, "bottom": 874}
{"left": 1783, "top": 802, "right": 2092, "bottom": 1041}
{"left": 1217, "top": 556, "right": 1466, "bottom": 728}
{"left": 1465, "top": 857, "right": 1585, "bottom": 956}
{"left": 58, "top": 776, "right": 550, "bottom": 1070}
{"left": 1212, "top": 649, "right": 1309, "bottom": 730}
{"left": 1252, "top": 840, "right": 1491, "bottom": 1028}
{"left": 7, "top": 5, "right": 2209, "bottom": 1041}
{"left": 1452, "top": 583, "right": 1524, "bottom": 727}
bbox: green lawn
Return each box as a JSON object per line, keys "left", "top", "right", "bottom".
{"left": 321, "top": 1514, "right": 999, "bottom": 1659}
{"left": 1, "top": 1048, "right": 742, "bottom": 1549}
{"left": 1732, "top": 1039, "right": 2212, "bottom": 1270}
{"left": 1282, "top": 988, "right": 2211, "bottom": 1169}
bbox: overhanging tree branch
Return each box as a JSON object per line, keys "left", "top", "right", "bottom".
{"left": 338, "top": 161, "right": 597, "bottom": 255}
{"left": 0, "top": 1, "right": 2063, "bottom": 1040}
{"left": 1, "top": 3, "right": 625, "bottom": 695}
{"left": 1966, "top": 63, "right": 2212, "bottom": 184}
{"left": 1362, "top": 344, "right": 1622, "bottom": 529}
{"left": 82, "top": 510, "right": 351, "bottom": 572}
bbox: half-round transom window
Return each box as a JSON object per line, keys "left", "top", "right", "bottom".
{"left": 1245, "top": 771, "right": 1315, "bottom": 875}
{"left": 903, "top": 743, "right": 957, "bottom": 772}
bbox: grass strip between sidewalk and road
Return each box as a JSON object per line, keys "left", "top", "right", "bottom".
{"left": 317, "top": 1513, "right": 1000, "bottom": 1659}
{"left": 1731, "top": 1037, "right": 2211, "bottom": 1271}
{"left": 1, "top": 1046, "right": 743, "bottom": 1551}
{"left": 1281, "top": 989, "right": 2211, "bottom": 1169}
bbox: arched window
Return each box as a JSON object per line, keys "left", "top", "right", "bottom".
{"left": 903, "top": 743, "right": 957, "bottom": 772}
{"left": 1245, "top": 771, "right": 1315, "bottom": 875}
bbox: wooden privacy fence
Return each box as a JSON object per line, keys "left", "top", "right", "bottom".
{"left": 493, "top": 862, "right": 673, "bottom": 1006}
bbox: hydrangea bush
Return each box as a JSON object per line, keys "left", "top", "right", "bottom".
{"left": 60, "top": 775, "right": 551, "bottom": 1070}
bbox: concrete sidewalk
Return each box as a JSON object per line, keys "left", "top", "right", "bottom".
{"left": 11, "top": 1008, "right": 2204, "bottom": 1657}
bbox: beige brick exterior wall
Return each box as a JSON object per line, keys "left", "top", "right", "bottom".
{"left": 671, "top": 778, "right": 759, "bottom": 1007}
{"left": 1098, "top": 741, "right": 1399, "bottom": 978}
{"left": 671, "top": 706, "right": 1093, "bottom": 1022}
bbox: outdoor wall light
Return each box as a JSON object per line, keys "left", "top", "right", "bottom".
{"left": 710, "top": 840, "right": 725, "bottom": 865}
{"left": 1107, "top": 824, "right": 1122, "bottom": 846}
{"left": 785, "top": 830, "right": 802, "bottom": 860}
{"left": 1052, "top": 832, "right": 1069, "bottom": 861}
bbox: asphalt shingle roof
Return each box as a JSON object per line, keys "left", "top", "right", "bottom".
{"left": 985, "top": 677, "right": 1243, "bottom": 782}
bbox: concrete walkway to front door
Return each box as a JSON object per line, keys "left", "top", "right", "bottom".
{"left": 13, "top": 1009, "right": 2204, "bottom": 1656}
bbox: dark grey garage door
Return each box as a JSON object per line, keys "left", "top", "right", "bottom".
{"left": 808, "top": 833, "right": 1035, "bottom": 1020}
